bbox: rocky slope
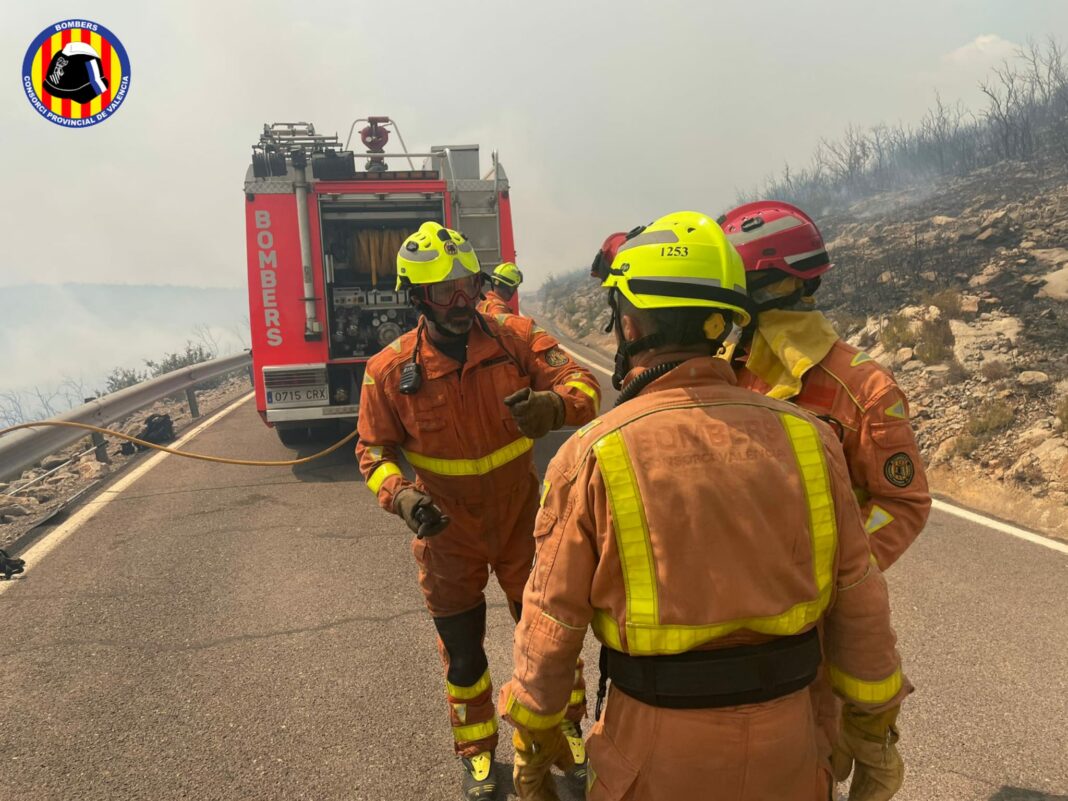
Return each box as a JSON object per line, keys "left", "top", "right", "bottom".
{"left": 535, "top": 158, "right": 1068, "bottom": 538}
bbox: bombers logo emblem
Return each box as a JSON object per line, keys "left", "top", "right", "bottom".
{"left": 884, "top": 452, "right": 916, "bottom": 488}
{"left": 544, "top": 348, "right": 569, "bottom": 367}
{"left": 22, "top": 20, "right": 130, "bottom": 127}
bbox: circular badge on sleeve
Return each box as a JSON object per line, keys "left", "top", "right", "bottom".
{"left": 884, "top": 452, "right": 915, "bottom": 488}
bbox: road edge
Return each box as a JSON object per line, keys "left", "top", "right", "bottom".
{"left": 0, "top": 391, "right": 254, "bottom": 594}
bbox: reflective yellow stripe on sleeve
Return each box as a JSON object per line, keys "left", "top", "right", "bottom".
{"left": 569, "top": 688, "right": 586, "bottom": 706}
{"left": 565, "top": 380, "right": 601, "bottom": 415}
{"left": 594, "top": 431, "right": 658, "bottom": 629}
{"left": 446, "top": 669, "right": 492, "bottom": 701}
{"left": 828, "top": 664, "right": 904, "bottom": 705}
{"left": 366, "top": 462, "right": 402, "bottom": 494}
{"left": 780, "top": 413, "right": 837, "bottom": 613}
{"left": 504, "top": 693, "right": 566, "bottom": 731}
{"left": 403, "top": 437, "right": 533, "bottom": 477}
{"left": 452, "top": 718, "right": 499, "bottom": 743}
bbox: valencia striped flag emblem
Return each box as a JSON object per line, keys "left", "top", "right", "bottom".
{"left": 22, "top": 20, "right": 130, "bottom": 128}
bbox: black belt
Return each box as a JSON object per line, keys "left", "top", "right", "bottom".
{"left": 605, "top": 628, "right": 821, "bottom": 710}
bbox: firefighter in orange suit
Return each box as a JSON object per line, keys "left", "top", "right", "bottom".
{"left": 477, "top": 261, "right": 523, "bottom": 317}
{"left": 719, "top": 201, "right": 930, "bottom": 572}
{"left": 356, "top": 222, "right": 600, "bottom": 800}
{"left": 498, "top": 212, "right": 910, "bottom": 801}
{"left": 720, "top": 202, "right": 929, "bottom": 794}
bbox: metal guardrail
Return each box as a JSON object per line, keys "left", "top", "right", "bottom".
{"left": 0, "top": 352, "right": 252, "bottom": 483}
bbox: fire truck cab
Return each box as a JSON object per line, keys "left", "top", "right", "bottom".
{"left": 243, "top": 119, "right": 517, "bottom": 445}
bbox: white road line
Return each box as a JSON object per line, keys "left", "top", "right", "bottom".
{"left": 558, "top": 344, "right": 613, "bottom": 377}
{"left": 559, "top": 342, "right": 1068, "bottom": 556}
{"left": 931, "top": 498, "right": 1068, "bottom": 555}
{"left": 0, "top": 392, "right": 254, "bottom": 594}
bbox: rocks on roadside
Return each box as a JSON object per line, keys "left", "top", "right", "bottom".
{"left": 75, "top": 461, "right": 110, "bottom": 481}
{"left": 1009, "top": 437, "right": 1068, "bottom": 485}
{"left": 1017, "top": 370, "right": 1051, "bottom": 387}
{"left": 0, "top": 502, "right": 31, "bottom": 518}
{"left": 932, "top": 436, "right": 960, "bottom": 465}
{"left": 893, "top": 347, "right": 915, "bottom": 366}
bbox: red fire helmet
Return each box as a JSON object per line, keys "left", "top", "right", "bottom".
{"left": 718, "top": 201, "right": 833, "bottom": 278}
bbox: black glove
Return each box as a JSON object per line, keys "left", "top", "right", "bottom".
{"left": 503, "top": 388, "right": 565, "bottom": 439}
{"left": 394, "top": 489, "right": 450, "bottom": 538}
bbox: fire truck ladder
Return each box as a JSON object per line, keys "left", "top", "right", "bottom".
{"left": 256, "top": 122, "right": 341, "bottom": 160}
{"left": 446, "top": 148, "right": 504, "bottom": 270}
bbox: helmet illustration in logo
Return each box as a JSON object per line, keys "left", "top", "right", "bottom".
{"left": 44, "top": 42, "right": 108, "bottom": 104}
{"left": 22, "top": 20, "right": 131, "bottom": 127}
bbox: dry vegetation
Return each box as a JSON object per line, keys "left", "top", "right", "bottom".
{"left": 914, "top": 318, "right": 955, "bottom": 364}
{"left": 739, "top": 38, "right": 1068, "bottom": 214}
{"left": 965, "top": 401, "right": 1016, "bottom": 436}
{"left": 981, "top": 360, "right": 1013, "bottom": 381}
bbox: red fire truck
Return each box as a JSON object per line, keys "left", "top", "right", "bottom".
{"left": 243, "top": 118, "right": 517, "bottom": 445}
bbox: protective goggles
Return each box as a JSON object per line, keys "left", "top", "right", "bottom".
{"left": 422, "top": 273, "right": 483, "bottom": 308}
{"left": 590, "top": 224, "right": 647, "bottom": 281}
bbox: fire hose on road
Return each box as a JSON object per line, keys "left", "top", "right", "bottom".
{"left": 0, "top": 419, "right": 358, "bottom": 468}
{"left": 0, "top": 417, "right": 360, "bottom": 580}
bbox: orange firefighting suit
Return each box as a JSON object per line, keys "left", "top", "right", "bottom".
{"left": 499, "top": 356, "right": 910, "bottom": 800}
{"left": 356, "top": 312, "right": 600, "bottom": 757}
{"left": 736, "top": 311, "right": 930, "bottom": 783}
{"left": 477, "top": 289, "right": 515, "bottom": 317}
{"left": 736, "top": 313, "right": 931, "bottom": 571}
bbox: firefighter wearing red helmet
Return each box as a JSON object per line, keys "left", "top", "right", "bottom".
{"left": 720, "top": 200, "right": 929, "bottom": 793}
{"left": 501, "top": 211, "right": 909, "bottom": 801}
{"left": 356, "top": 222, "right": 600, "bottom": 800}
{"left": 588, "top": 226, "right": 646, "bottom": 281}
{"left": 719, "top": 201, "right": 930, "bottom": 570}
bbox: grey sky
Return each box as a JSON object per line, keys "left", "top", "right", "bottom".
{"left": 3, "top": 1, "right": 1067, "bottom": 292}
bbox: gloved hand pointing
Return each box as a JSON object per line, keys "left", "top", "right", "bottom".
{"left": 393, "top": 488, "right": 450, "bottom": 538}
{"left": 503, "top": 388, "right": 565, "bottom": 439}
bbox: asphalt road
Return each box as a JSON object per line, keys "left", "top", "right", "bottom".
{"left": 2, "top": 343, "right": 1067, "bottom": 801}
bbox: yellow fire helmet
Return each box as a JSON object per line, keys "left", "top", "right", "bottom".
{"left": 396, "top": 221, "right": 481, "bottom": 290}
{"left": 490, "top": 261, "right": 523, "bottom": 288}
{"left": 603, "top": 211, "right": 752, "bottom": 326}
